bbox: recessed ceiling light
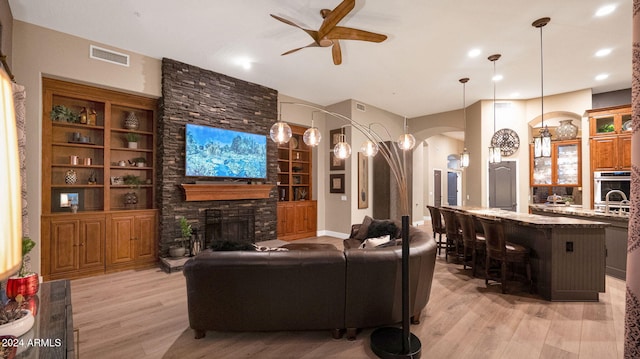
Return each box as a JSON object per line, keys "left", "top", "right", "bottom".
{"left": 595, "top": 73, "right": 609, "bottom": 81}
{"left": 595, "top": 48, "right": 612, "bottom": 57}
{"left": 468, "top": 48, "right": 481, "bottom": 58}
{"left": 235, "top": 57, "right": 252, "bottom": 70}
{"left": 595, "top": 4, "right": 616, "bottom": 17}
{"left": 492, "top": 74, "right": 503, "bottom": 82}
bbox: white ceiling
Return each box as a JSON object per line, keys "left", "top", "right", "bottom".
{"left": 8, "top": 0, "right": 632, "bottom": 118}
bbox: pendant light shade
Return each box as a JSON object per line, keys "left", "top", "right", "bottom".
{"left": 270, "top": 121, "right": 292, "bottom": 144}
{"left": 397, "top": 118, "right": 416, "bottom": 151}
{"left": 488, "top": 54, "right": 502, "bottom": 164}
{"left": 533, "top": 17, "right": 552, "bottom": 159}
{"left": 334, "top": 130, "right": 351, "bottom": 159}
{"left": 360, "top": 139, "right": 379, "bottom": 157}
{"left": 459, "top": 77, "right": 470, "bottom": 168}
{"left": 303, "top": 120, "right": 321, "bottom": 147}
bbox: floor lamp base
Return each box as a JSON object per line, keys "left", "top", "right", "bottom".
{"left": 370, "top": 327, "right": 422, "bottom": 359}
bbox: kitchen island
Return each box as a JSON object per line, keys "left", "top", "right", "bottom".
{"left": 530, "top": 204, "right": 628, "bottom": 280}
{"left": 445, "top": 206, "right": 609, "bottom": 301}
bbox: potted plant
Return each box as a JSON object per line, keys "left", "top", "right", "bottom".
{"left": 122, "top": 175, "right": 142, "bottom": 208}
{"left": 0, "top": 294, "right": 35, "bottom": 339}
{"left": 131, "top": 157, "right": 147, "bottom": 167}
{"left": 169, "top": 217, "right": 191, "bottom": 258}
{"left": 125, "top": 132, "right": 140, "bottom": 149}
{"left": 49, "top": 105, "right": 78, "bottom": 123}
{"left": 6, "top": 238, "right": 39, "bottom": 300}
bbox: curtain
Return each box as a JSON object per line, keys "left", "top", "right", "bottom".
{"left": 12, "top": 82, "right": 28, "bottom": 237}
{"left": 626, "top": 2, "right": 640, "bottom": 356}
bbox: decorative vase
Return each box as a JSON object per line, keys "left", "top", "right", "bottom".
{"left": 127, "top": 142, "right": 138, "bottom": 149}
{"left": 64, "top": 169, "right": 77, "bottom": 184}
{"left": 124, "top": 111, "right": 139, "bottom": 130}
{"left": 6, "top": 274, "right": 40, "bottom": 299}
{"left": 0, "top": 310, "right": 34, "bottom": 338}
{"left": 556, "top": 119, "right": 578, "bottom": 140}
{"left": 124, "top": 192, "right": 138, "bottom": 207}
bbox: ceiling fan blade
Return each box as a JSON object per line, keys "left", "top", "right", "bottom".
{"left": 326, "top": 26, "right": 387, "bottom": 43}
{"left": 318, "top": 0, "right": 355, "bottom": 38}
{"left": 281, "top": 43, "right": 319, "bottom": 56}
{"left": 332, "top": 41, "right": 343, "bottom": 65}
{"left": 270, "top": 14, "right": 319, "bottom": 41}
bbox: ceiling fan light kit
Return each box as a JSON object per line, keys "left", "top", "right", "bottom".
{"left": 271, "top": 0, "right": 387, "bottom": 65}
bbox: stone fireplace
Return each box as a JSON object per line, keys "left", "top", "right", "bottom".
{"left": 205, "top": 208, "right": 255, "bottom": 246}
{"left": 157, "top": 58, "right": 279, "bottom": 256}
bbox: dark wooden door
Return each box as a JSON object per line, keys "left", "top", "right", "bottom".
{"left": 489, "top": 161, "right": 517, "bottom": 211}
{"left": 447, "top": 171, "right": 458, "bottom": 206}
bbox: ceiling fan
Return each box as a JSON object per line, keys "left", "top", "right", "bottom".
{"left": 271, "top": 0, "right": 387, "bottom": 65}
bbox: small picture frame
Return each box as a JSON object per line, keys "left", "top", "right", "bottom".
{"left": 330, "top": 128, "right": 342, "bottom": 148}
{"left": 330, "top": 174, "right": 345, "bottom": 193}
{"left": 110, "top": 176, "right": 123, "bottom": 185}
{"left": 51, "top": 188, "right": 84, "bottom": 212}
{"left": 330, "top": 152, "right": 345, "bottom": 171}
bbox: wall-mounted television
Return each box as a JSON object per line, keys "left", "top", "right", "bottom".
{"left": 185, "top": 123, "right": 267, "bottom": 179}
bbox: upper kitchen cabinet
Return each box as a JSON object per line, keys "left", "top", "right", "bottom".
{"left": 587, "top": 105, "right": 632, "bottom": 171}
{"left": 530, "top": 140, "right": 581, "bottom": 186}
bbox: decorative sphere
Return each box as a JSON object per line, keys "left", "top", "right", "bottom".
{"left": 270, "top": 122, "right": 292, "bottom": 144}
{"left": 303, "top": 127, "right": 321, "bottom": 147}
{"left": 334, "top": 141, "right": 352, "bottom": 159}
{"left": 397, "top": 133, "right": 416, "bottom": 150}
{"left": 360, "top": 140, "right": 379, "bottom": 157}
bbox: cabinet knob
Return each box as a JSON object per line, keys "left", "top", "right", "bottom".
{"left": 79, "top": 242, "right": 84, "bottom": 246}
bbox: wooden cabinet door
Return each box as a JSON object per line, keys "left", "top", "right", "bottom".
{"left": 591, "top": 137, "right": 618, "bottom": 171}
{"left": 135, "top": 213, "right": 156, "bottom": 260}
{"left": 50, "top": 219, "right": 79, "bottom": 274}
{"left": 79, "top": 217, "right": 105, "bottom": 270}
{"left": 304, "top": 202, "right": 317, "bottom": 233}
{"left": 294, "top": 202, "right": 317, "bottom": 234}
{"left": 109, "top": 216, "right": 135, "bottom": 264}
{"left": 283, "top": 203, "right": 296, "bottom": 235}
{"left": 618, "top": 135, "right": 632, "bottom": 170}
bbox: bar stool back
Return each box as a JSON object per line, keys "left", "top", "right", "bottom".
{"left": 477, "top": 217, "right": 533, "bottom": 294}
{"left": 440, "top": 208, "right": 463, "bottom": 263}
{"left": 427, "top": 205, "right": 446, "bottom": 256}
{"left": 455, "top": 212, "right": 486, "bottom": 277}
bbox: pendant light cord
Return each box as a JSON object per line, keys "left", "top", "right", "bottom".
{"left": 540, "top": 23, "right": 544, "bottom": 128}
{"left": 493, "top": 60, "right": 497, "bottom": 134}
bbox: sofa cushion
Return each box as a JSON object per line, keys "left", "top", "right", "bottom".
{"left": 358, "top": 235, "right": 391, "bottom": 249}
{"left": 353, "top": 215, "right": 373, "bottom": 240}
{"left": 210, "top": 240, "right": 256, "bottom": 251}
{"left": 367, "top": 219, "right": 400, "bottom": 239}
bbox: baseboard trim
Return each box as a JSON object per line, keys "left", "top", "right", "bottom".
{"left": 318, "top": 230, "right": 349, "bottom": 239}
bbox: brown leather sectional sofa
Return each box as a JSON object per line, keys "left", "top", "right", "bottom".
{"left": 183, "top": 225, "right": 437, "bottom": 340}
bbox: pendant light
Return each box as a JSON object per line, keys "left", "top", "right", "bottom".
{"left": 397, "top": 118, "right": 416, "bottom": 150}
{"left": 459, "top": 77, "right": 470, "bottom": 168}
{"left": 334, "top": 126, "right": 351, "bottom": 159}
{"left": 360, "top": 125, "right": 379, "bottom": 157}
{"left": 270, "top": 103, "right": 292, "bottom": 144}
{"left": 488, "top": 54, "right": 502, "bottom": 164}
{"left": 533, "top": 17, "right": 552, "bottom": 158}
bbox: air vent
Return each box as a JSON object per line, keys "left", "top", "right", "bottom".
{"left": 355, "top": 102, "right": 366, "bottom": 112}
{"left": 89, "top": 45, "right": 130, "bottom": 67}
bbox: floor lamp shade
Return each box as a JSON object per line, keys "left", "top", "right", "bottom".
{"left": 0, "top": 69, "right": 22, "bottom": 281}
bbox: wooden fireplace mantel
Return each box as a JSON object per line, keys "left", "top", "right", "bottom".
{"left": 181, "top": 184, "right": 274, "bottom": 201}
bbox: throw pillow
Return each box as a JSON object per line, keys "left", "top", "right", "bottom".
{"left": 253, "top": 244, "right": 289, "bottom": 252}
{"left": 353, "top": 215, "right": 373, "bottom": 240}
{"left": 366, "top": 219, "right": 400, "bottom": 239}
{"left": 358, "top": 235, "right": 391, "bottom": 249}
{"left": 210, "top": 240, "right": 256, "bottom": 251}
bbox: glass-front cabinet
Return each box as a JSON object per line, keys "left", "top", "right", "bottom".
{"left": 530, "top": 140, "right": 581, "bottom": 186}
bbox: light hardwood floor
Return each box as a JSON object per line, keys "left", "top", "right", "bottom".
{"left": 70, "top": 230, "right": 626, "bottom": 359}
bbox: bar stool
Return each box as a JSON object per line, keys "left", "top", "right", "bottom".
{"left": 426, "top": 205, "right": 446, "bottom": 255}
{"left": 477, "top": 217, "right": 533, "bottom": 294}
{"left": 439, "top": 208, "right": 463, "bottom": 263}
{"left": 455, "top": 212, "right": 486, "bottom": 277}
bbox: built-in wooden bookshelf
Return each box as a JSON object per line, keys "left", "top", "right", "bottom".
{"left": 41, "top": 78, "right": 158, "bottom": 280}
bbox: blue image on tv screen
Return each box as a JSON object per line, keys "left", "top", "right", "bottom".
{"left": 185, "top": 124, "right": 267, "bottom": 179}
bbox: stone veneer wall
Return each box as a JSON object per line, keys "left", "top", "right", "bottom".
{"left": 158, "top": 58, "right": 278, "bottom": 256}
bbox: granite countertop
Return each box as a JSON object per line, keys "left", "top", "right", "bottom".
{"left": 529, "top": 204, "right": 629, "bottom": 222}
{"left": 445, "top": 205, "right": 609, "bottom": 228}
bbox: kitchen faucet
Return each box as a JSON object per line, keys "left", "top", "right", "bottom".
{"left": 605, "top": 190, "right": 628, "bottom": 214}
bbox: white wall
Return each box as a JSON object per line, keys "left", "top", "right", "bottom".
{"left": 424, "top": 135, "right": 464, "bottom": 207}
